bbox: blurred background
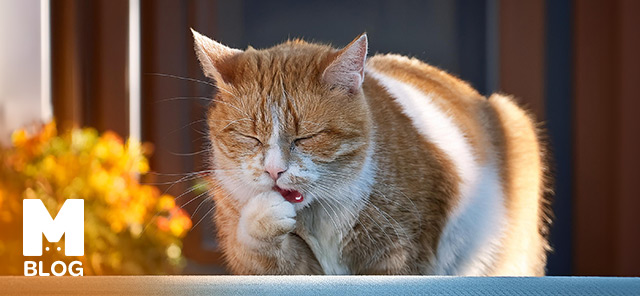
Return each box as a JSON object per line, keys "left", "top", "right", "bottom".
{"left": 0, "top": 0, "right": 638, "bottom": 276}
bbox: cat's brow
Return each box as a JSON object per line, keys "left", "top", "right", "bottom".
{"left": 299, "top": 120, "right": 324, "bottom": 134}
{"left": 220, "top": 118, "right": 253, "bottom": 131}
{"left": 211, "top": 99, "right": 251, "bottom": 118}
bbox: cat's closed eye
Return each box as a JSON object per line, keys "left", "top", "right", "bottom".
{"left": 293, "top": 135, "right": 314, "bottom": 146}
{"left": 293, "top": 132, "right": 325, "bottom": 148}
{"left": 237, "top": 133, "right": 262, "bottom": 147}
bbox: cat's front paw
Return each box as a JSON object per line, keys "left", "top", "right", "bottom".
{"left": 237, "top": 191, "right": 296, "bottom": 249}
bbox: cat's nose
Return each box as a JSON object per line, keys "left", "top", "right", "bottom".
{"left": 265, "top": 166, "right": 286, "bottom": 181}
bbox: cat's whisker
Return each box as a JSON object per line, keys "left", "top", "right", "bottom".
{"left": 213, "top": 85, "right": 236, "bottom": 97}
{"left": 178, "top": 188, "right": 210, "bottom": 211}
{"left": 318, "top": 198, "right": 360, "bottom": 242}
{"left": 169, "top": 149, "right": 210, "bottom": 157}
{"left": 307, "top": 182, "right": 377, "bottom": 246}
{"left": 302, "top": 183, "right": 347, "bottom": 239}
{"left": 209, "top": 118, "right": 253, "bottom": 123}
{"left": 145, "top": 169, "right": 241, "bottom": 178}
{"left": 155, "top": 96, "right": 213, "bottom": 103}
{"left": 317, "top": 174, "right": 413, "bottom": 243}
{"left": 322, "top": 172, "right": 420, "bottom": 214}
{"left": 188, "top": 175, "right": 272, "bottom": 233}
{"left": 366, "top": 198, "right": 409, "bottom": 241}
{"left": 153, "top": 169, "right": 235, "bottom": 189}
{"left": 140, "top": 174, "right": 203, "bottom": 186}
{"left": 193, "top": 130, "right": 210, "bottom": 138}
{"left": 321, "top": 187, "right": 397, "bottom": 246}
{"left": 142, "top": 182, "right": 207, "bottom": 234}
{"left": 190, "top": 202, "right": 216, "bottom": 231}
{"left": 318, "top": 172, "right": 420, "bottom": 225}
{"left": 145, "top": 170, "right": 213, "bottom": 177}
{"left": 165, "top": 119, "right": 207, "bottom": 137}
{"left": 188, "top": 184, "right": 239, "bottom": 233}
{"left": 146, "top": 73, "right": 215, "bottom": 87}
{"left": 143, "top": 173, "right": 206, "bottom": 196}
{"left": 315, "top": 198, "right": 345, "bottom": 239}
{"left": 173, "top": 182, "right": 207, "bottom": 202}
{"left": 191, "top": 195, "right": 213, "bottom": 220}
{"left": 207, "top": 168, "right": 244, "bottom": 172}
{"left": 158, "top": 171, "right": 211, "bottom": 197}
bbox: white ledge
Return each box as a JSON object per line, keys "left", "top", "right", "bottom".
{"left": 3, "top": 275, "right": 640, "bottom": 295}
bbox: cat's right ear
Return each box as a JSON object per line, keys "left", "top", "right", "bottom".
{"left": 191, "top": 28, "right": 242, "bottom": 85}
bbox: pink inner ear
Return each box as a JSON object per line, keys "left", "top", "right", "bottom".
{"left": 323, "top": 71, "right": 363, "bottom": 92}
{"left": 322, "top": 34, "right": 368, "bottom": 93}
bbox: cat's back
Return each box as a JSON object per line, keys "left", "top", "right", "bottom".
{"left": 364, "top": 53, "right": 495, "bottom": 168}
{"left": 365, "top": 54, "right": 480, "bottom": 100}
{"left": 362, "top": 54, "right": 550, "bottom": 276}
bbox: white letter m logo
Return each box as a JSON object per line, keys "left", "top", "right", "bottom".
{"left": 23, "top": 199, "right": 84, "bottom": 256}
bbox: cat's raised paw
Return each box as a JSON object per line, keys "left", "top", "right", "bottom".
{"left": 237, "top": 191, "right": 296, "bottom": 249}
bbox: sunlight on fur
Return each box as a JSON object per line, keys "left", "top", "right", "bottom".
{"left": 190, "top": 29, "right": 552, "bottom": 275}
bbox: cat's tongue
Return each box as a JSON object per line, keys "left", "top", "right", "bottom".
{"left": 274, "top": 186, "right": 304, "bottom": 203}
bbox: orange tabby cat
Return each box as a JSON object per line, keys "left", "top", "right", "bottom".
{"left": 191, "top": 29, "right": 552, "bottom": 275}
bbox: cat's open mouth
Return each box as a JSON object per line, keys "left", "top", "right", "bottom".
{"left": 273, "top": 186, "right": 304, "bottom": 203}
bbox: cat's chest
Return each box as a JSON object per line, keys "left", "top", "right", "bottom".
{"left": 296, "top": 205, "right": 356, "bottom": 275}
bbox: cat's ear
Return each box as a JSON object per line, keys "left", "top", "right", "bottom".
{"left": 191, "top": 28, "right": 241, "bottom": 85}
{"left": 322, "top": 33, "right": 368, "bottom": 93}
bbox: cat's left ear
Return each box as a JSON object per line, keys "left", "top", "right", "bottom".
{"left": 322, "top": 33, "right": 368, "bottom": 94}
{"left": 191, "top": 28, "right": 242, "bottom": 85}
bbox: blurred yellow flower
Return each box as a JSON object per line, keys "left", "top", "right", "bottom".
{"left": 157, "top": 195, "right": 176, "bottom": 211}
{"left": 11, "top": 129, "right": 27, "bottom": 147}
{"left": 0, "top": 121, "right": 192, "bottom": 275}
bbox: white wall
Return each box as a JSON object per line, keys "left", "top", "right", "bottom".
{"left": 0, "top": 0, "right": 49, "bottom": 145}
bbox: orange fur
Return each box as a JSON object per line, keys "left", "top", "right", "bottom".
{"left": 192, "top": 30, "right": 552, "bottom": 275}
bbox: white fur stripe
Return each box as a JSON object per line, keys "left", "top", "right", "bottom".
{"left": 366, "top": 70, "right": 478, "bottom": 199}
{"left": 366, "top": 69, "right": 506, "bottom": 275}
{"left": 264, "top": 105, "right": 286, "bottom": 176}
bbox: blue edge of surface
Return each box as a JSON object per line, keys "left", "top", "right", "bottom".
{"left": 4, "top": 276, "right": 640, "bottom": 295}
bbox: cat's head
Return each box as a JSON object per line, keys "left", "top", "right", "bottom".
{"left": 192, "top": 29, "right": 373, "bottom": 208}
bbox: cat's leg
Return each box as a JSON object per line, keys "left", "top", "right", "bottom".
{"left": 215, "top": 191, "right": 322, "bottom": 274}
